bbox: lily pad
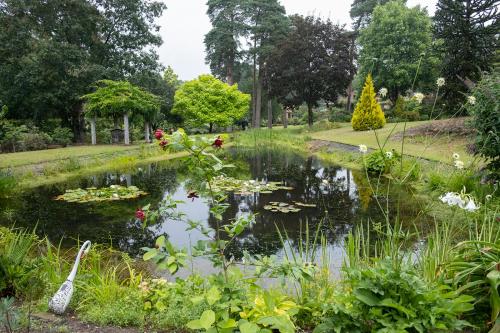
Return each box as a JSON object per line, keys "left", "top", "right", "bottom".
{"left": 55, "top": 185, "right": 148, "bottom": 203}
{"left": 212, "top": 176, "right": 294, "bottom": 195}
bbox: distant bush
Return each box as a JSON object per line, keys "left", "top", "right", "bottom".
{"left": 351, "top": 74, "right": 386, "bottom": 131}
{"left": 392, "top": 96, "right": 421, "bottom": 122}
{"left": 329, "top": 107, "right": 352, "bottom": 122}
{"left": 467, "top": 70, "right": 499, "bottom": 178}
{"left": 307, "top": 120, "right": 341, "bottom": 132}
{"left": 51, "top": 127, "right": 73, "bottom": 146}
{"left": 19, "top": 131, "right": 52, "bottom": 151}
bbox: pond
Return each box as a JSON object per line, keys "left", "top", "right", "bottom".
{"left": 0, "top": 148, "right": 426, "bottom": 271}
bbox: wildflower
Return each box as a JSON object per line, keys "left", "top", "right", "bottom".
{"left": 464, "top": 199, "right": 479, "bottom": 212}
{"left": 413, "top": 92, "right": 425, "bottom": 104}
{"left": 385, "top": 151, "right": 393, "bottom": 159}
{"left": 452, "top": 153, "right": 460, "bottom": 160}
{"left": 359, "top": 144, "right": 368, "bottom": 154}
{"left": 135, "top": 208, "right": 145, "bottom": 221}
{"left": 159, "top": 139, "right": 169, "bottom": 150}
{"left": 454, "top": 160, "right": 464, "bottom": 169}
{"left": 154, "top": 129, "right": 164, "bottom": 140}
{"left": 439, "top": 190, "right": 479, "bottom": 212}
{"left": 322, "top": 179, "right": 329, "bottom": 185}
{"left": 436, "top": 77, "right": 445, "bottom": 87}
{"left": 187, "top": 191, "right": 199, "bottom": 202}
{"left": 379, "top": 88, "right": 388, "bottom": 98}
{"left": 468, "top": 96, "right": 476, "bottom": 105}
{"left": 212, "top": 136, "right": 223, "bottom": 148}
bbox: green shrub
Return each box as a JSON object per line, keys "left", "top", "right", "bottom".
{"left": 314, "top": 259, "right": 474, "bottom": 333}
{"left": 51, "top": 127, "right": 73, "bottom": 147}
{"left": 351, "top": 74, "right": 386, "bottom": 131}
{"left": 329, "top": 106, "right": 352, "bottom": 122}
{"left": 364, "top": 150, "right": 398, "bottom": 174}
{"left": 467, "top": 70, "right": 500, "bottom": 178}
{"left": 0, "top": 171, "right": 16, "bottom": 197}
{"left": 19, "top": 132, "right": 52, "bottom": 151}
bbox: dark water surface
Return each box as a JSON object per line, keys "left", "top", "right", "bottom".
{"left": 0, "top": 148, "right": 425, "bottom": 269}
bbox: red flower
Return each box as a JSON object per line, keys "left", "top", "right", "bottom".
{"left": 154, "top": 129, "right": 164, "bottom": 140}
{"left": 159, "top": 140, "right": 169, "bottom": 150}
{"left": 213, "top": 136, "right": 223, "bottom": 149}
{"left": 187, "top": 191, "right": 199, "bottom": 202}
{"left": 135, "top": 208, "right": 145, "bottom": 221}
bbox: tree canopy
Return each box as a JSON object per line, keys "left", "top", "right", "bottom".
{"left": 356, "top": 1, "right": 439, "bottom": 99}
{"left": 172, "top": 75, "right": 250, "bottom": 132}
{"left": 83, "top": 80, "right": 161, "bottom": 121}
{"left": 434, "top": 0, "right": 499, "bottom": 112}
{"left": 266, "top": 15, "right": 352, "bottom": 126}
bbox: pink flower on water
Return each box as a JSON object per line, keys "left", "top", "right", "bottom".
{"left": 135, "top": 208, "right": 145, "bottom": 221}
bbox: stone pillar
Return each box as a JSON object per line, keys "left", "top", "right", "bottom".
{"left": 144, "top": 121, "right": 150, "bottom": 143}
{"left": 90, "top": 117, "right": 97, "bottom": 145}
{"left": 123, "top": 114, "right": 130, "bottom": 145}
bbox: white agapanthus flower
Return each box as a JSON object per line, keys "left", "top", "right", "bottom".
{"left": 359, "top": 144, "right": 368, "bottom": 154}
{"left": 454, "top": 160, "right": 465, "bottom": 169}
{"left": 436, "top": 77, "right": 445, "bottom": 87}
{"left": 385, "top": 151, "right": 393, "bottom": 159}
{"left": 468, "top": 96, "right": 476, "bottom": 105}
{"left": 439, "top": 190, "right": 479, "bottom": 212}
{"left": 452, "top": 153, "right": 460, "bottom": 160}
{"left": 379, "top": 88, "right": 388, "bottom": 98}
{"left": 413, "top": 92, "right": 425, "bottom": 104}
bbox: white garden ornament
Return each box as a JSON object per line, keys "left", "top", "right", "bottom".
{"left": 49, "top": 241, "right": 91, "bottom": 315}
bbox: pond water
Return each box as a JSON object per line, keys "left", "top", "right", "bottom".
{"left": 0, "top": 148, "right": 425, "bottom": 270}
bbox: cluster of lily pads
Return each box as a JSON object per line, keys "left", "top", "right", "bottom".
{"left": 211, "top": 175, "right": 294, "bottom": 195}
{"left": 55, "top": 185, "right": 147, "bottom": 203}
{"left": 263, "top": 201, "right": 316, "bottom": 214}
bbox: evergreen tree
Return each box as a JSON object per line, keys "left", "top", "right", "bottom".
{"left": 351, "top": 74, "right": 386, "bottom": 131}
{"left": 434, "top": 0, "right": 499, "bottom": 112}
{"left": 350, "top": 0, "right": 397, "bottom": 30}
{"left": 204, "top": 0, "right": 246, "bottom": 86}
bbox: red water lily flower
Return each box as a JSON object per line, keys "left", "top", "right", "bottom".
{"left": 213, "top": 136, "right": 223, "bottom": 149}
{"left": 135, "top": 208, "right": 145, "bottom": 221}
{"left": 154, "top": 129, "right": 164, "bottom": 140}
{"left": 159, "top": 140, "right": 169, "bottom": 150}
{"left": 187, "top": 191, "right": 199, "bottom": 202}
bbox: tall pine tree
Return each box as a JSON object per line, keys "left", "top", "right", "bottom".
{"left": 434, "top": 0, "right": 499, "bottom": 112}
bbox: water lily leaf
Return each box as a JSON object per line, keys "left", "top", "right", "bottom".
{"left": 55, "top": 185, "right": 147, "bottom": 203}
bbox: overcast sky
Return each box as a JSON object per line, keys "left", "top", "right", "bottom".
{"left": 157, "top": 0, "right": 438, "bottom": 80}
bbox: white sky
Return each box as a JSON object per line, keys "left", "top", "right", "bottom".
{"left": 157, "top": 0, "right": 438, "bottom": 80}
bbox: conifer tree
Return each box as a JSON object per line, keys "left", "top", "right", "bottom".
{"left": 351, "top": 74, "right": 386, "bottom": 131}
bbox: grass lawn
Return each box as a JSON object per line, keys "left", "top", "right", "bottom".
{"left": 310, "top": 121, "right": 473, "bottom": 164}
{"left": 0, "top": 144, "right": 144, "bottom": 168}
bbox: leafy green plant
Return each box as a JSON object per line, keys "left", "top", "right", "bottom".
{"left": 51, "top": 127, "right": 73, "bottom": 147}
{"left": 55, "top": 185, "right": 147, "bottom": 203}
{"left": 315, "top": 259, "right": 474, "bottom": 333}
{"left": 0, "top": 297, "right": 21, "bottom": 333}
{"left": 364, "top": 149, "right": 398, "bottom": 174}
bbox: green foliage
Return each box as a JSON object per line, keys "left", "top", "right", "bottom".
{"left": 351, "top": 74, "right": 386, "bottom": 130}
{"left": 467, "top": 70, "right": 500, "bottom": 177}
{"left": 51, "top": 127, "right": 73, "bottom": 147}
{"left": 83, "top": 80, "right": 161, "bottom": 120}
{"left": 434, "top": 0, "right": 499, "bottom": 112}
{"left": 364, "top": 149, "right": 398, "bottom": 174}
{"left": 172, "top": 75, "right": 250, "bottom": 131}
{"left": 356, "top": 1, "right": 439, "bottom": 98}
{"left": 314, "top": 259, "right": 474, "bottom": 333}
{"left": 393, "top": 96, "right": 421, "bottom": 121}
{"left": 0, "top": 171, "right": 16, "bottom": 198}
{"left": 0, "top": 297, "right": 21, "bottom": 333}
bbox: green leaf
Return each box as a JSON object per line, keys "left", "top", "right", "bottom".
{"left": 187, "top": 310, "right": 215, "bottom": 331}
{"left": 206, "top": 286, "right": 221, "bottom": 305}
{"left": 143, "top": 248, "right": 158, "bottom": 261}
{"left": 353, "top": 288, "right": 381, "bottom": 306}
{"left": 155, "top": 235, "right": 166, "bottom": 248}
{"left": 239, "top": 320, "right": 260, "bottom": 333}
{"left": 218, "top": 319, "right": 237, "bottom": 329}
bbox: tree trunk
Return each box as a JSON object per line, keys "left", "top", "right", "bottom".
{"left": 283, "top": 108, "right": 289, "bottom": 129}
{"left": 123, "top": 114, "right": 130, "bottom": 145}
{"left": 255, "top": 73, "right": 262, "bottom": 128}
{"left": 209, "top": 123, "right": 213, "bottom": 133}
{"left": 346, "top": 83, "right": 354, "bottom": 113}
{"left": 252, "top": 35, "right": 257, "bottom": 128}
{"left": 267, "top": 98, "right": 272, "bottom": 129}
{"left": 90, "top": 117, "right": 97, "bottom": 145}
{"left": 144, "top": 121, "right": 150, "bottom": 143}
{"left": 307, "top": 104, "right": 314, "bottom": 127}
{"left": 227, "top": 61, "right": 234, "bottom": 86}
{"left": 72, "top": 101, "right": 85, "bottom": 143}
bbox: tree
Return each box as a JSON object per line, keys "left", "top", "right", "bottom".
{"left": 83, "top": 80, "right": 161, "bottom": 145}
{"left": 434, "top": 0, "right": 499, "bottom": 112}
{"left": 351, "top": 74, "right": 386, "bottom": 131}
{"left": 350, "top": 0, "right": 397, "bottom": 30}
{"left": 204, "top": 0, "right": 246, "bottom": 86}
{"left": 266, "top": 15, "right": 352, "bottom": 127}
{"left": 0, "top": 0, "right": 166, "bottom": 141}
{"left": 356, "top": 1, "right": 439, "bottom": 100}
{"left": 172, "top": 75, "right": 250, "bottom": 133}
{"left": 244, "top": 0, "right": 290, "bottom": 128}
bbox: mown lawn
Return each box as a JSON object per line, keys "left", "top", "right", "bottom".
{"left": 310, "top": 121, "right": 473, "bottom": 163}
{"left": 0, "top": 144, "right": 144, "bottom": 168}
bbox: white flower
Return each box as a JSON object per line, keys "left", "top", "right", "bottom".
{"left": 454, "top": 160, "right": 464, "bottom": 169}
{"left": 413, "top": 92, "right": 425, "bottom": 104}
{"left": 464, "top": 199, "right": 479, "bottom": 212}
{"left": 440, "top": 192, "right": 465, "bottom": 207}
{"left": 359, "top": 145, "right": 368, "bottom": 154}
{"left": 436, "top": 77, "right": 445, "bottom": 87}
{"left": 485, "top": 194, "right": 492, "bottom": 201}
{"left": 468, "top": 96, "right": 476, "bottom": 105}
{"left": 379, "top": 88, "right": 388, "bottom": 98}
{"left": 112, "top": 193, "right": 119, "bottom": 199}
{"left": 385, "top": 151, "right": 393, "bottom": 159}
{"left": 322, "top": 179, "right": 329, "bottom": 185}
{"left": 452, "top": 153, "right": 460, "bottom": 160}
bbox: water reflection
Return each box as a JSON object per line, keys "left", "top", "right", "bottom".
{"left": 0, "top": 148, "right": 425, "bottom": 267}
